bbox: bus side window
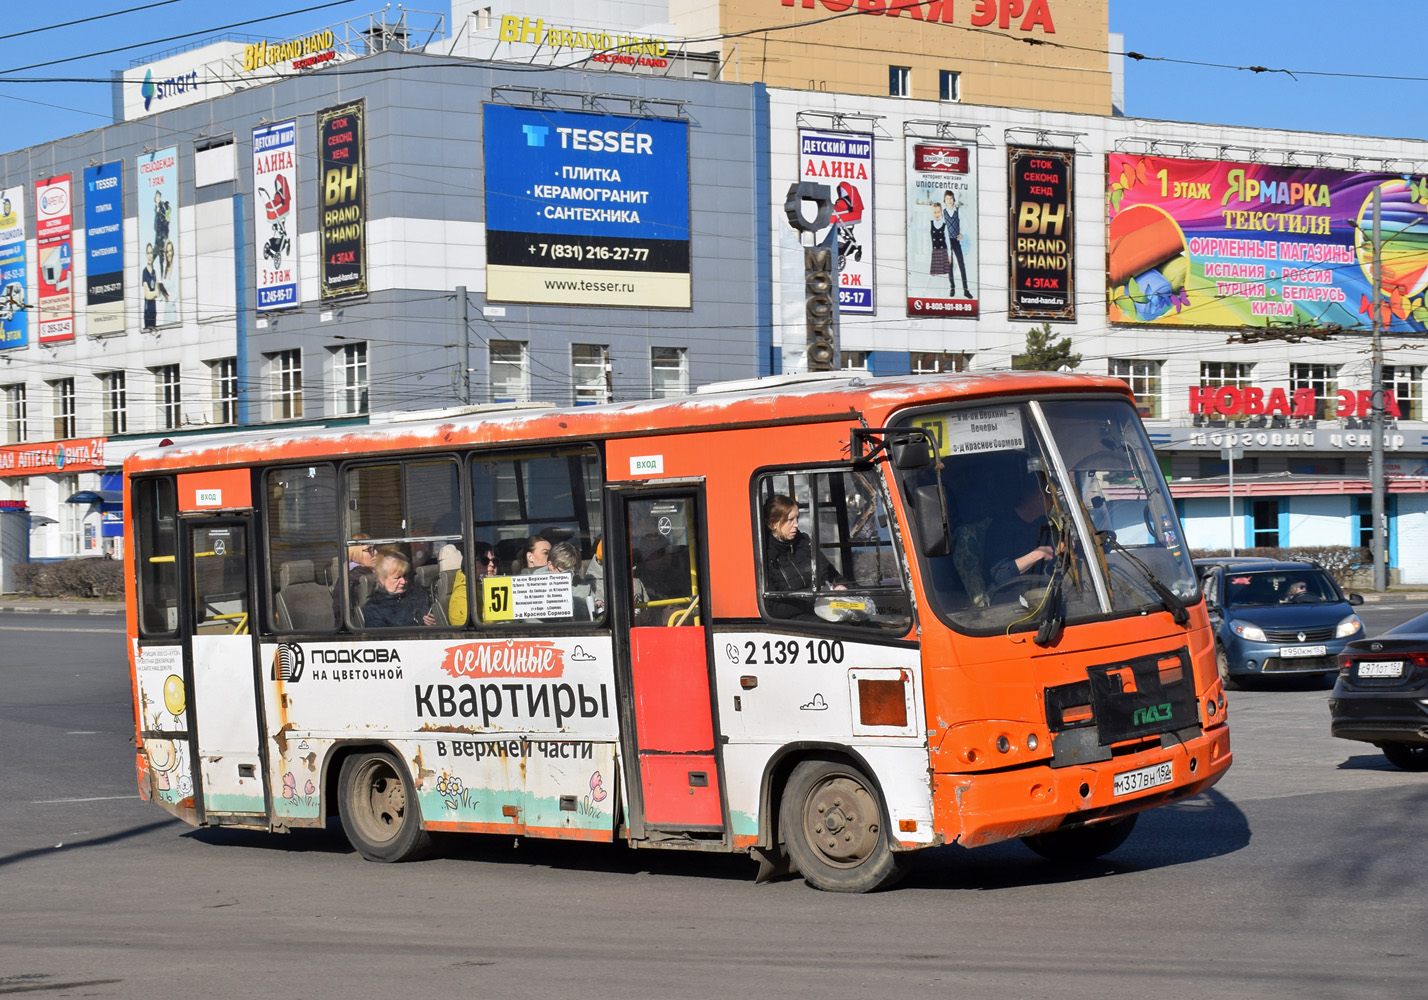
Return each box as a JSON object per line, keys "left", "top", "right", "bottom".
{"left": 468, "top": 446, "right": 604, "bottom": 627}
{"left": 345, "top": 459, "right": 463, "bottom": 630}
{"left": 754, "top": 468, "right": 911, "bottom": 630}
{"left": 266, "top": 465, "right": 339, "bottom": 634}
{"left": 135, "top": 477, "right": 179, "bottom": 637}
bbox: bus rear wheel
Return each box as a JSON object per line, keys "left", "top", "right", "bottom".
{"left": 780, "top": 758, "right": 908, "bottom": 893}
{"left": 1021, "top": 812, "right": 1137, "bottom": 863}
{"left": 338, "top": 751, "right": 431, "bottom": 862}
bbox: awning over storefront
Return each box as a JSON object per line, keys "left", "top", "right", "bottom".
{"left": 65, "top": 490, "right": 123, "bottom": 504}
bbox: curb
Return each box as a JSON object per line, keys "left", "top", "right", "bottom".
{"left": 0, "top": 605, "right": 125, "bottom": 615}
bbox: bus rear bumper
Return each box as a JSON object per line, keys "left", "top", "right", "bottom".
{"left": 932, "top": 725, "right": 1232, "bottom": 849}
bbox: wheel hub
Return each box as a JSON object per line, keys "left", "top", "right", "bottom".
{"left": 806, "top": 776, "right": 880, "bottom": 866}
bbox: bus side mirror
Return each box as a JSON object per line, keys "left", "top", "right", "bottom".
{"left": 912, "top": 484, "right": 951, "bottom": 557}
{"left": 890, "top": 437, "right": 933, "bottom": 471}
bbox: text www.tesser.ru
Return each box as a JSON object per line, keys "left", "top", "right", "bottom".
{"left": 544, "top": 278, "right": 636, "bottom": 293}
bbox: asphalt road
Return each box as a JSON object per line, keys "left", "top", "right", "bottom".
{"left": 3, "top": 610, "right": 1427, "bottom": 999}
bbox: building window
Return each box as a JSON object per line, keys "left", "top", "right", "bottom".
{"left": 651, "top": 346, "right": 689, "bottom": 398}
{"left": 1252, "top": 500, "right": 1280, "bottom": 548}
{"left": 210, "top": 358, "right": 237, "bottom": 425}
{"left": 1109, "top": 359, "right": 1163, "bottom": 418}
{"left": 1290, "top": 363, "right": 1339, "bottom": 420}
{"left": 912, "top": 351, "right": 969, "bottom": 375}
{"left": 1197, "top": 456, "right": 1259, "bottom": 478}
{"left": 490, "top": 340, "right": 529, "bottom": 403}
{"left": 841, "top": 351, "right": 870, "bottom": 371}
{"left": 336, "top": 342, "right": 369, "bottom": 415}
{"left": 2, "top": 384, "right": 26, "bottom": 444}
{"left": 154, "top": 364, "right": 182, "bottom": 431}
{"left": 50, "top": 379, "right": 75, "bottom": 439}
{"left": 1356, "top": 496, "right": 1377, "bottom": 549}
{"left": 889, "top": 65, "right": 910, "bottom": 98}
{"left": 572, "top": 344, "right": 611, "bottom": 405}
{"left": 474, "top": 5, "right": 492, "bottom": 29}
{"left": 57, "top": 473, "right": 79, "bottom": 555}
{"left": 1199, "top": 361, "right": 1253, "bottom": 389}
{"left": 939, "top": 70, "right": 960, "bottom": 102}
{"left": 270, "top": 350, "right": 303, "bottom": 420}
{"left": 100, "top": 372, "right": 127, "bottom": 434}
{"left": 1384, "top": 365, "right": 1423, "bottom": 421}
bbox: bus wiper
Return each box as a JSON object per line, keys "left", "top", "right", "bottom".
{"left": 1033, "top": 546, "right": 1070, "bottom": 647}
{"left": 1099, "top": 531, "right": 1190, "bottom": 626}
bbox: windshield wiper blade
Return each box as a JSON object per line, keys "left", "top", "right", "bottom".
{"left": 1100, "top": 531, "right": 1190, "bottom": 626}
{"left": 1033, "top": 550, "right": 1070, "bottom": 647}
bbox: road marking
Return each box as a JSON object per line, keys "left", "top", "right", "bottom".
{"left": 66, "top": 731, "right": 99, "bottom": 735}
{"left": 31, "top": 795, "right": 135, "bottom": 804}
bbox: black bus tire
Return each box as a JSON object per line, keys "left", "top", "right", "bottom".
{"left": 780, "top": 758, "right": 908, "bottom": 893}
{"left": 338, "top": 751, "right": 431, "bottom": 862}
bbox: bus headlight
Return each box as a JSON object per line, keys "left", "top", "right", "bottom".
{"left": 1232, "top": 622, "right": 1266, "bottom": 642}
{"left": 1336, "top": 615, "right": 1363, "bottom": 638}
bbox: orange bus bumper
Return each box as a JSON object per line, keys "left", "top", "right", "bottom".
{"left": 931, "top": 724, "right": 1232, "bottom": 848}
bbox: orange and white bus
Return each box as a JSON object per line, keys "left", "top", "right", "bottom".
{"left": 124, "top": 370, "right": 1230, "bottom": 891}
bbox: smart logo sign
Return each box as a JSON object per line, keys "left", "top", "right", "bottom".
{"left": 483, "top": 105, "right": 691, "bottom": 309}
{"left": 84, "top": 162, "right": 125, "bottom": 336}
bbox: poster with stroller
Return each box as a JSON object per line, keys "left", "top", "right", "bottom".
{"left": 906, "top": 139, "right": 979, "bottom": 318}
{"left": 253, "top": 119, "right": 299, "bottom": 312}
{"left": 797, "top": 128, "right": 875, "bottom": 315}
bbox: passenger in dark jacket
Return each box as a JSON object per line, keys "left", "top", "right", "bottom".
{"left": 762, "top": 493, "right": 844, "bottom": 619}
{"left": 362, "top": 552, "right": 436, "bottom": 628}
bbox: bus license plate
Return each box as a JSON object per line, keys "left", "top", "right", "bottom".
{"left": 1113, "top": 761, "right": 1173, "bottom": 797}
{"left": 1279, "top": 645, "right": 1327, "bottom": 658}
{"left": 1358, "top": 660, "right": 1405, "bottom": 679}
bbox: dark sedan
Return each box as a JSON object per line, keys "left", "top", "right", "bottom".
{"left": 1330, "top": 610, "right": 1428, "bottom": 770}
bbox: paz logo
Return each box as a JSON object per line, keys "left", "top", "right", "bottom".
{"left": 141, "top": 70, "right": 156, "bottom": 111}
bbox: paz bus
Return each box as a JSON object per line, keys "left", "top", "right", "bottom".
{"left": 123, "top": 370, "right": 1231, "bottom": 892}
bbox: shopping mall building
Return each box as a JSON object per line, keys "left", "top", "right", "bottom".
{"left": 2, "top": 0, "right": 1427, "bottom": 584}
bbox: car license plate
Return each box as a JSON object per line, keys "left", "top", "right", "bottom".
{"left": 1358, "top": 660, "right": 1405, "bottom": 679}
{"left": 1278, "top": 644, "right": 1327, "bottom": 658}
{"left": 1113, "top": 761, "right": 1174, "bottom": 796}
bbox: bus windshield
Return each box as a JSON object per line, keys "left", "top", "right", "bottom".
{"left": 902, "top": 396, "right": 1198, "bottom": 634}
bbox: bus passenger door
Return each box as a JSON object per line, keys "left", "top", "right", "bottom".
{"left": 613, "top": 486, "right": 726, "bottom": 839}
{"left": 185, "top": 519, "right": 266, "bottom": 821}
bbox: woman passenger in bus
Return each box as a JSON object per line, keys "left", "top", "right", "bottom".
{"left": 363, "top": 551, "right": 437, "bottom": 628}
{"left": 762, "top": 494, "right": 844, "bottom": 619}
{"left": 333, "top": 534, "right": 378, "bottom": 626}
{"left": 521, "top": 533, "right": 553, "bottom": 573}
{"left": 446, "top": 540, "right": 497, "bottom": 626}
{"left": 547, "top": 540, "right": 597, "bottom": 620}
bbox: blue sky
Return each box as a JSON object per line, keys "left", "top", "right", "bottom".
{"left": 0, "top": 1, "right": 1422, "bottom": 150}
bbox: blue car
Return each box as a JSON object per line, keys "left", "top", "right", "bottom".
{"left": 1196, "top": 558, "right": 1365, "bottom": 689}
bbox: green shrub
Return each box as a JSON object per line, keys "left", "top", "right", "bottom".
{"left": 10, "top": 559, "right": 126, "bottom": 598}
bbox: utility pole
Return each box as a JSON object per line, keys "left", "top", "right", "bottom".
{"left": 457, "top": 285, "right": 469, "bottom": 405}
{"left": 1370, "top": 190, "right": 1386, "bottom": 592}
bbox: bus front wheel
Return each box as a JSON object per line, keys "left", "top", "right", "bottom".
{"left": 780, "top": 758, "right": 908, "bottom": 893}
{"left": 1021, "top": 812, "right": 1137, "bottom": 863}
{"left": 338, "top": 751, "right": 431, "bottom": 863}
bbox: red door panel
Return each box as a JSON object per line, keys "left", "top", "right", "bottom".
{"left": 630, "top": 626, "right": 715, "bottom": 752}
{"left": 638, "top": 753, "right": 722, "bottom": 827}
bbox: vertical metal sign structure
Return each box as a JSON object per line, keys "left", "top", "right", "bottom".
{"left": 253, "top": 119, "right": 299, "bottom": 312}
{"left": 83, "top": 161, "right": 125, "bottom": 336}
{"left": 1008, "top": 146, "right": 1075, "bottom": 321}
{"left": 35, "top": 175, "right": 74, "bottom": 343}
{"left": 784, "top": 182, "right": 838, "bottom": 371}
{"left": 137, "top": 147, "right": 180, "bottom": 329}
{"left": 318, "top": 100, "right": 367, "bottom": 301}
{"left": 906, "top": 139, "right": 978, "bottom": 318}
{"left": 797, "top": 128, "right": 874, "bottom": 315}
{"left": 0, "top": 188, "right": 26, "bottom": 350}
